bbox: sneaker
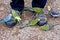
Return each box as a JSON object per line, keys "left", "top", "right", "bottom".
{"left": 24, "top": 7, "right": 43, "bottom": 15}
{"left": 49, "top": 9, "right": 60, "bottom": 18}
{"left": 35, "top": 14, "right": 47, "bottom": 26}
{"left": 32, "top": 7, "right": 47, "bottom": 26}
{"left": 4, "top": 14, "right": 17, "bottom": 28}
{"left": 48, "top": 6, "right": 60, "bottom": 18}
{"left": 5, "top": 19, "right": 17, "bottom": 28}
{"left": 5, "top": 10, "right": 23, "bottom": 28}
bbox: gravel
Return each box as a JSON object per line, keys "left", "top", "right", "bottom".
{"left": 0, "top": 0, "right": 60, "bottom": 40}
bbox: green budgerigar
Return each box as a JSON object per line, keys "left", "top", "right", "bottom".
{"left": 39, "top": 24, "right": 58, "bottom": 31}
{"left": 20, "top": 18, "right": 40, "bottom": 29}
{"left": 32, "top": 7, "right": 43, "bottom": 13}
{"left": 24, "top": 7, "right": 43, "bottom": 14}
{"left": 28, "top": 18, "right": 40, "bottom": 26}
{"left": 12, "top": 10, "right": 21, "bottom": 22}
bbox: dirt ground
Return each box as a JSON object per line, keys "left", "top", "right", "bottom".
{"left": 0, "top": 0, "right": 60, "bottom": 40}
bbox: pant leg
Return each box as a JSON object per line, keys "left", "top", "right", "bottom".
{"left": 32, "top": 0, "right": 47, "bottom": 8}
{"left": 10, "top": 0, "right": 24, "bottom": 11}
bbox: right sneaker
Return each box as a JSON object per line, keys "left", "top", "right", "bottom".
{"left": 31, "top": 7, "right": 47, "bottom": 26}
{"left": 35, "top": 14, "right": 47, "bottom": 26}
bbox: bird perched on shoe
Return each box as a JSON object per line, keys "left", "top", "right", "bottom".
{"left": 5, "top": 9, "right": 22, "bottom": 28}
{"left": 12, "top": 10, "right": 21, "bottom": 22}
{"left": 24, "top": 7, "right": 43, "bottom": 14}
{"left": 31, "top": 7, "right": 47, "bottom": 26}
{"left": 24, "top": 7, "right": 47, "bottom": 26}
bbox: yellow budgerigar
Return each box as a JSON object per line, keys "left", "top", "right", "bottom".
{"left": 12, "top": 10, "right": 21, "bottom": 22}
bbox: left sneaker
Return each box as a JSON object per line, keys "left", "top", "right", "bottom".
{"left": 5, "top": 9, "right": 23, "bottom": 28}
{"left": 5, "top": 19, "right": 17, "bottom": 28}
{"left": 4, "top": 14, "right": 17, "bottom": 28}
